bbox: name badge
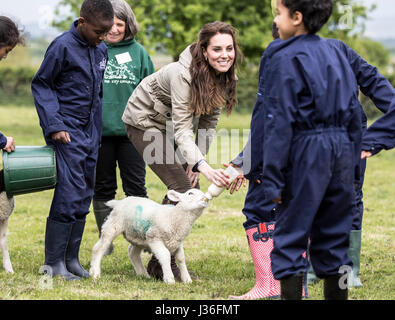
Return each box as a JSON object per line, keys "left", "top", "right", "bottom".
{"left": 115, "top": 52, "right": 132, "bottom": 64}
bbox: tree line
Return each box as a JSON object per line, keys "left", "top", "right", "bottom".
{"left": 1, "top": 0, "right": 393, "bottom": 117}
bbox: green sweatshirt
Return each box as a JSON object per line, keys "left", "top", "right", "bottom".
{"left": 102, "top": 38, "right": 155, "bottom": 136}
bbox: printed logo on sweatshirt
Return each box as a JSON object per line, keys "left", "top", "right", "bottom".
{"left": 99, "top": 58, "right": 107, "bottom": 70}
{"left": 103, "top": 57, "right": 137, "bottom": 85}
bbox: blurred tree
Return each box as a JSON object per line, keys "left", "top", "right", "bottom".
{"left": 53, "top": 0, "right": 373, "bottom": 62}
{"left": 52, "top": 0, "right": 393, "bottom": 115}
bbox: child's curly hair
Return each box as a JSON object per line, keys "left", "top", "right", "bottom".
{"left": 0, "top": 16, "right": 25, "bottom": 48}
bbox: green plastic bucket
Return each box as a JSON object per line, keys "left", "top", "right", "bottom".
{"left": 2, "top": 146, "right": 57, "bottom": 197}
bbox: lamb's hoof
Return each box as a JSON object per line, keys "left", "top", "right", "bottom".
{"left": 183, "top": 277, "right": 192, "bottom": 284}
{"left": 163, "top": 276, "right": 176, "bottom": 284}
{"left": 135, "top": 271, "right": 150, "bottom": 279}
{"left": 89, "top": 269, "right": 100, "bottom": 279}
{"left": 3, "top": 262, "right": 14, "bottom": 274}
{"left": 5, "top": 268, "right": 14, "bottom": 274}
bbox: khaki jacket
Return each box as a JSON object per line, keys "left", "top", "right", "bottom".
{"left": 122, "top": 45, "right": 222, "bottom": 166}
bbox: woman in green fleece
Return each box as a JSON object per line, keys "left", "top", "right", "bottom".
{"left": 93, "top": 0, "right": 155, "bottom": 254}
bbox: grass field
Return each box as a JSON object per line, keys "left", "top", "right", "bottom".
{"left": 0, "top": 104, "right": 393, "bottom": 300}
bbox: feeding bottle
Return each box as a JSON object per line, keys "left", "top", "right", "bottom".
{"left": 204, "top": 165, "right": 240, "bottom": 202}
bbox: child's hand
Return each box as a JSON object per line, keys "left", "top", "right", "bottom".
{"left": 361, "top": 150, "right": 372, "bottom": 159}
{"left": 223, "top": 163, "right": 247, "bottom": 194}
{"left": 272, "top": 196, "right": 282, "bottom": 204}
{"left": 51, "top": 131, "right": 71, "bottom": 144}
{"left": 2, "top": 136, "right": 15, "bottom": 153}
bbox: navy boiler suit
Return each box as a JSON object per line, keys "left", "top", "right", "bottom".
{"left": 342, "top": 42, "right": 395, "bottom": 230}
{"left": 260, "top": 35, "right": 363, "bottom": 280}
{"left": 237, "top": 40, "right": 395, "bottom": 230}
{"left": 32, "top": 21, "right": 108, "bottom": 223}
{"left": 231, "top": 48, "right": 278, "bottom": 229}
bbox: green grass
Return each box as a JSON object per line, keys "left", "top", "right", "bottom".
{"left": 0, "top": 104, "right": 393, "bottom": 300}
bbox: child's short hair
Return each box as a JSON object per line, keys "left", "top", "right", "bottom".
{"left": 282, "top": 0, "right": 333, "bottom": 34}
{"left": 80, "top": 0, "right": 114, "bottom": 23}
{"left": 0, "top": 16, "right": 24, "bottom": 48}
{"left": 272, "top": 22, "right": 279, "bottom": 39}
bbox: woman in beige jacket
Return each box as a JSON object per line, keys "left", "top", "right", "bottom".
{"left": 122, "top": 21, "right": 241, "bottom": 280}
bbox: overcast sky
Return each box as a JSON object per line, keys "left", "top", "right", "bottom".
{"left": 0, "top": 0, "right": 394, "bottom": 39}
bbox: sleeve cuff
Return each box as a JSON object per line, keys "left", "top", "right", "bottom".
{"left": 230, "top": 154, "right": 243, "bottom": 168}
{"left": 192, "top": 159, "right": 206, "bottom": 172}
{"left": 361, "top": 144, "right": 382, "bottom": 156}
{"left": 44, "top": 123, "right": 67, "bottom": 139}
{"left": 263, "top": 186, "right": 282, "bottom": 201}
{"left": 0, "top": 133, "right": 7, "bottom": 149}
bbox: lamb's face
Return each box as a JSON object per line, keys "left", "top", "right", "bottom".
{"left": 166, "top": 189, "right": 208, "bottom": 211}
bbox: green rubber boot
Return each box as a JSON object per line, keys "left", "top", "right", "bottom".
{"left": 307, "top": 259, "right": 320, "bottom": 284}
{"left": 348, "top": 230, "right": 363, "bottom": 288}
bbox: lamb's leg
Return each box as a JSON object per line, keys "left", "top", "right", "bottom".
{"left": 174, "top": 244, "right": 192, "bottom": 283}
{"left": 90, "top": 217, "right": 122, "bottom": 279}
{"left": 128, "top": 245, "right": 149, "bottom": 278}
{"left": 0, "top": 218, "right": 13, "bottom": 274}
{"left": 149, "top": 241, "right": 174, "bottom": 284}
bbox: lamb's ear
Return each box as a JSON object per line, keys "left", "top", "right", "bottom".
{"left": 167, "top": 190, "right": 182, "bottom": 202}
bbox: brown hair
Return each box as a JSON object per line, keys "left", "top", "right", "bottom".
{"left": 189, "top": 21, "right": 241, "bottom": 116}
{"left": 0, "top": 16, "right": 24, "bottom": 48}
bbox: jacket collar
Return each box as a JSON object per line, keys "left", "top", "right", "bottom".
{"left": 178, "top": 45, "right": 193, "bottom": 69}
{"left": 70, "top": 19, "right": 90, "bottom": 47}
{"left": 104, "top": 38, "right": 136, "bottom": 48}
{"left": 265, "top": 34, "right": 320, "bottom": 58}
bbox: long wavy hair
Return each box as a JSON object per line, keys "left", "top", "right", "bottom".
{"left": 189, "top": 21, "right": 241, "bottom": 116}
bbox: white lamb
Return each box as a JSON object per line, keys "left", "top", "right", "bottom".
{"left": 89, "top": 188, "right": 208, "bottom": 284}
{"left": 0, "top": 191, "right": 15, "bottom": 274}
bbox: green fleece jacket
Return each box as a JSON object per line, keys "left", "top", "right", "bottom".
{"left": 102, "top": 38, "right": 154, "bottom": 136}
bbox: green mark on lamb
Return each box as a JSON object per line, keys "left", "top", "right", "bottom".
{"left": 132, "top": 205, "right": 151, "bottom": 236}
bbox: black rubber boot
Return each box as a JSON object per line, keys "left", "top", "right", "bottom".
{"left": 147, "top": 255, "right": 182, "bottom": 282}
{"left": 280, "top": 274, "right": 304, "bottom": 300}
{"left": 161, "top": 195, "right": 178, "bottom": 206}
{"left": 65, "top": 218, "right": 90, "bottom": 278}
{"left": 42, "top": 218, "right": 80, "bottom": 280}
{"left": 93, "top": 200, "right": 114, "bottom": 255}
{"left": 324, "top": 275, "right": 348, "bottom": 300}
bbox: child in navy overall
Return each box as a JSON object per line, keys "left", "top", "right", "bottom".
{"left": 262, "top": 0, "right": 363, "bottom": 299}
{"left": 31, "top": 0, "right": 114, "bottom": 280}
{"left": 233, "top": 31, "right": 395, "bottom": 295}
{"left": 229, "top": 22, "right": 310, "bottom": 300}
{"left": 0, "top": 16, "right": 24, "bottom": 156}
{"left": 307, "top": 41, "right": 395, "bottom": 287}
{"left": 0, "top": 16, "right": 23, "bottom": 212}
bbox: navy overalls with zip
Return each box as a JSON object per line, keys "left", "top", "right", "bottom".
{"left": 236, "top": 39, "right": 395, "bottom": 231}
{"left": 238, "top": 48, "right": 278, "bottom": 228}
{"left": 32, "top": 21, "right": 108, "bottom": 223}
{"left": 342, "top": 41, "right": 395, "bottom": 230}
{"left": 260, "top": 35, "right": 363, "bottom": 279}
